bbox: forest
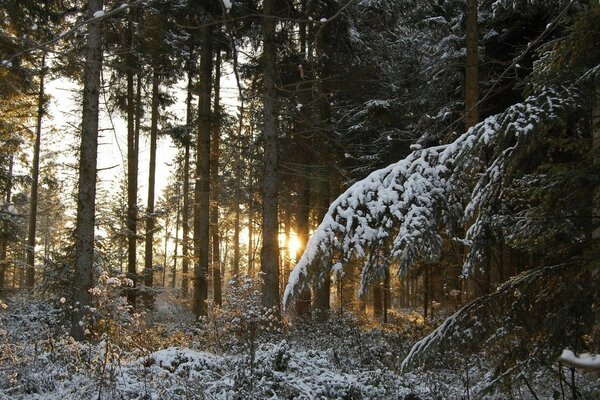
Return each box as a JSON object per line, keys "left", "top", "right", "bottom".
{"left": 0, "top": 0, "right": 599, "bottom": 398}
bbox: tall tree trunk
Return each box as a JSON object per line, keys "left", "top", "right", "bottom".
{"left": 373, "top": 285, "right": 383, "bottom": 316}
{"left": 283, "top": 203, "right": 291, "bottom": 281}
{"left": 182, "top": 57, "right": 194, "bottom": 297}
{"left": 248, "top": 148, "right": 254, "bottom": 276}
{"left": 171, "top": 182, "right": 181, "bottom": 289}
{"left": 162, "top": 209, "right": 169, "bottom": 287}
{"left": 465, "top": 0, "right": 479, "bottom": 129}
{"left": 193, "top": 25, "right": 213, "bottom": 317}
{"left": 261, "top": 0, "right": 280, "bottom": 311}
{"left": 144, "top": 70, "right": 160, "bottom": 292}
{"left": 383, "top": 268, "right": 390, "bottom": 323}
{"left": 593, "top": 68, "right": 599, "bottom": 240}
{"left": 71, "top": 0, "right": 103, "bottom": 341}
{"left": 0, "top": 155, "right": 14, "bottom": 290}
{"left": 232, "top": 102, "right": 242, "bottom": 278}
{"left": 126, "top": 67, "right": 139, "bottom": 306}
{"left": 313, "top": 166, "right": 331, "bottom": 319}
{"left": 211, "top": 50, "right": 222, "bottom": 306}
{"left": 423, "top": 264, "right": 430, "bottom": 319}
{"left": 295, "top": 166, "right": 311, "bottom": 317}
{"left": 26, "top": 52, "right": 46, "bottom": 289}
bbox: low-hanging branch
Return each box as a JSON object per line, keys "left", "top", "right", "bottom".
{"left": 283, "top": 85, "right": 580, "bottom": 309}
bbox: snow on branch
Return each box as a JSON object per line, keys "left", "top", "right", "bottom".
{"left": 558, "top": 350, "right": 600, "bottom": 371}
{"left": 283, "top": 86, "right": 579, "bottom": 310}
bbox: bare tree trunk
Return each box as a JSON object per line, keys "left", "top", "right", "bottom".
{"left": 26, "top": 52, "right": 46, "bottom": 289}
{"left": 383, "top": 268, "right": 390, "bottom": 323}
{"left": 171, "top": 182, "right": 180, "bottom": 289}
{"left": 295, "top": 167, "right": 311, "bottom": 317}
{"left": 248, "top": 149, "right": 254, "bottom": 276}
{"left": 313, "top": 166, "right": 331, "bottom": 319}
{"left": 593, "top": 71, "right": 599, "bottom": 240}
{"left": 211, "top": 51, "right": 222, "bottom": 306}
{"left": 182, "top": 57, "right": 194, "bottom": 297}
{"left": 232, "top": 103, "right": 242, "bottom": 277}
{"left": 71, "top": 0, "right": 103, "bottom": 341}
{"left": 0, "top": 155, "right": 14, "bottom": 290}
{"left": 162, "top": 209, "right": 169, "bottom": 287}
{"left": 423, "top": 264, "right": 430, "bottom": 319}
{"left": 261, "top": 0, "right": 280, "bottom": 311}
{"left": 465, "top": 0, "right": 479, "bottom": 130}
{"left": 126, "top": 65, "right": 139, "bottom": 306}
{"left": 193, "top": 25, "right": 213, "bottom": 317}
{"left": 144, "top": 70, "right": 160, "bottom": 292}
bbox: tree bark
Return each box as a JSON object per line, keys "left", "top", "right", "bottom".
{"left": 26, "top": 52, "right": 46, "bottom": 289}
{"left": 248, "top": 146, "right": 255, "bottom": 277}
{"left": 465, "top": 0, "right": 479, "bottom": 130}
{"left": 232, "top": 102, "right": 242, "bottom": 277}
{"left": 144, "top": 70, "right": 160, "bottom": 291}
{"left": 126, "top": 63, "right": 139, "bottom": 306}
{"left": 313, "top": 168, "right": 331, "bottom": 319}
{"left": 261, "top": 0, "right": 280, "bottom": 311}
{"left": 182, "top": 56, "right": 194, "bottom": 297}
{"left": 294, "top": 166, "right": 311, "bottom": 317}
{"left": 193, "top": 25, "right": 213, "bottom": 317}
{"left": 211, "top": 50, "right": 222, "bottom": 306}
{"left": 593, "top": 72, "right": 599, "bottom": 240}
{"left": 0, "top": 155, "right": 14, "bottom": 290}
{"left": 171, "top": 182, "right": 180, "bottom": 289}
{"left": 71, "top": 0, "right": 103, "bottom": 341}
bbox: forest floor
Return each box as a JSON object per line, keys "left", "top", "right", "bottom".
{"left": 1, "top": 288, "right": 599, "bottom": 400}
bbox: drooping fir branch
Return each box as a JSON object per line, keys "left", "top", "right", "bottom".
{"left": 283, "top": 86, "right": 580, "bottom": 309}
{"left": 400, "top": 259, "right": 600, "bottom": 382}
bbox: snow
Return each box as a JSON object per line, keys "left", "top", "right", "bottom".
{"left": 558, "top": 349, "right": 600, "bottom": 370}
{"left": 320, "top": 17, "right": 328, "bottom": 23}
{"left": 222, "top": 0, "right": 233, "bottom": 10}
{"left": 93, "top": 10, "right": 105, "bottom": 18}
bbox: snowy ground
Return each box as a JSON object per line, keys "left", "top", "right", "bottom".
{"left": 1, "top": 292, "right": 598, "bottom": 399}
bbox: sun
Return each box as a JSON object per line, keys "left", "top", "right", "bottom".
{"left": 279, "top": 231, "right": 303, "bottom": 262}
{"left": 288, "top": 232, "right": 302, "bottom": 261}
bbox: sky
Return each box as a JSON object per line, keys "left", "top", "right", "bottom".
{"left": 41, "top": 59, "right": 242, "bottom": 225}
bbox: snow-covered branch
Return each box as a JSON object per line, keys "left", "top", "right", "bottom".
{"left": 283, "top": 86, "right": 579, "bottom": 309}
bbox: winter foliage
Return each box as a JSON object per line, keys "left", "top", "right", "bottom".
{"left": 284, "top": 86, "right": 580, "bottom": 307}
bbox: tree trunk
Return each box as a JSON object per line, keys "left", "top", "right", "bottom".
{"left": 465, "top": 0, "right": 479, "bottom": 130}
{"left": 373, "top": 285, "right": 383, "bottom": 316}
{"left": 71, "top": 0, "right": 103, "bottom": 341}
{"left": 0, "top": 155, "right": 14, "bottom": 290}
{"left": 248, "top": 148, "right": 255, "bottom": 277}
{"left": 261, "top": 0, "right": 280, "bottom": 311}
{"left": 232, "top": 102, "right": 242, "bottom": 277}
{"left": 193, "top": 25, "right": 213, "bottom": 317}
{"left": 593, "top": 70, "right": 599, "bottom": 240}
{"left": 171, "top": 182, "right": 180, "bottom": 289}
{"left": 313, "top": 166, "right": 331, "bottom": 319}
{"left": 144, "top": 70, "right": 160, "bottom": 292}
{"left": 162, "top": 208, "right": 169, "bottom": 287}
{"left": 295, "top": 166, "right": 311, "bottom": 317}
{"left": 182, "top": 57, "right": 194, "bottom": 297}
{"left": 383, "top": 268, "right": 390, "bottom": 323}
{"left": 211, "top": 50, "right": 222, "bottom": 306}
{"left": 423, "top": 265, "right": 430, "bottom": 319}
{"left": 126, "top": 67, "right": 139, "bottom": 306}
{"left": 26, "top": 52, "right": 46, "bottom": 289}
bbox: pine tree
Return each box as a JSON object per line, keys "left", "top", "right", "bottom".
{"left": 71, "top": 0, "right": 104, "bottom": 341}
